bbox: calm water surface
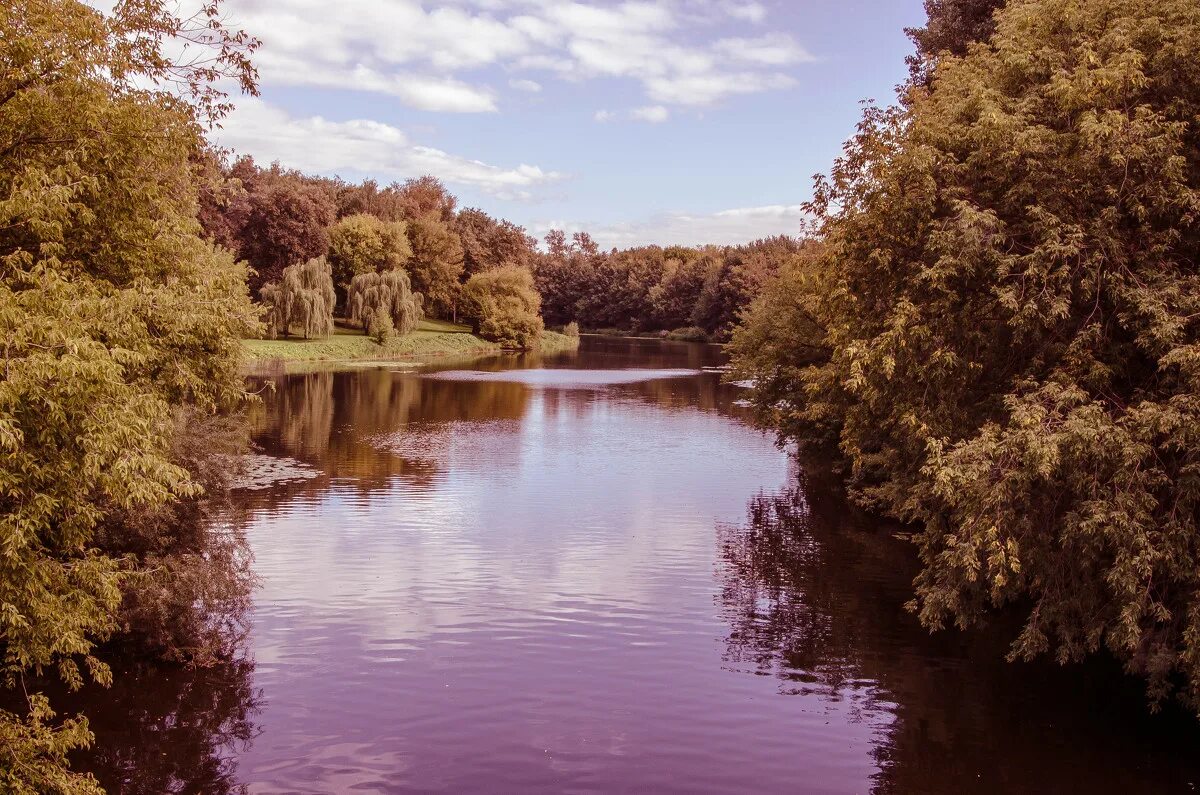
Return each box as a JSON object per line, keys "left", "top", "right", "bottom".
{"left": 78, "top": 337, "right": 1200, "bottom": 793}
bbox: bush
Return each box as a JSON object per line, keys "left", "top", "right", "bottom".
{"left": 666, "top": 326, "right": 708, "bottom": 342}
{"left": 563, "top": 321, "right": 580, "bottom": 338}
{"left": 460, "top": 266, "right": 545, "bottom": 350}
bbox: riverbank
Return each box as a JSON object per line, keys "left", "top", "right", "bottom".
{"left": 241, "top": 319, "right": 579, "bottom": 372}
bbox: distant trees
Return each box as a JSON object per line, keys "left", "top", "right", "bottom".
{"left": 460, "top": 266, "right": 544, "bottom": 350}
{"left": 200, "top": 158, "right": 337, "bottom": 295}
{"left": 261, "top": 257, "right": 336, "bottom": 339}
{"left": 327, "top": 214, "right": 411, "bottom": 308}
{"left": 732, "top": 0, "right": 1200, "bottom": 713}
{"left": 347, "top": 269, "right": 423, "bottom": 339}
{"left": 457, "top": 207, "right": 538, "bottom": 277}
{"left": 533, "top": 233, "right": 804, "bottom": 339}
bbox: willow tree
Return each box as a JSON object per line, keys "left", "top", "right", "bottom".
{"left": 347, "top": 269, "right": 424, "bottom": 339}
{"left": 327, "top": 213, "right": 411, "bottom": 309}
{"left": 732, "top": 0, "right": 1200, "bottom": 711}
{"left": 0, "top": 0, "right": 259, "bottom": 789}
{"left": 261, "top": 257, "right": 336, "bottom": 339}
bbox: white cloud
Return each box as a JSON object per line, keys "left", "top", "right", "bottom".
{"left": 531, "top": 204, "right": 808, "bottom": 248}
{"left": 593, "top": 109, "right": 615, "bottom": 122}
{"left": 720, "top": 1, "right": 767, "bottom": 24}
{"left": 221, "top": 0, "right": 810, "bottom": 111}
{"left": 509, "top": 78, "right": 543, "bottom": 92}
{"left": 630, "top": 105, "right": 670, "bottom": 123}
{"left": 215, "top": 98, "right": 564, "bottom": 200}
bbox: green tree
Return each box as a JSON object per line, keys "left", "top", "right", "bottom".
{"left": 327, "top": 213, "right": 411, "bottom": 309}
{"left": 732, "top": 0, "right": 1200, "bottom": 711}
{"left": 460, "top": 266, "right": 544, "bottom": 350}
{"left": 0, "top": 0, "right": 258, "bottom": 787}
{"left": 347, "top": 269, "right": 424, "bottom": 338}
{"left": 407, "top": 215, "right": 464, "bottom": 318}
{"left": 261, "top": 257, "right": 336, "bottom": 339}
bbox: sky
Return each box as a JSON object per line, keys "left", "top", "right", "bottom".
{"left": 205, "top": 0, "right": 928, "bottom": 248}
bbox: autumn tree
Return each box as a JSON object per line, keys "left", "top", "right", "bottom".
{"left": 732, "top": 0, "right": 1200, "bottom": 712}
{"left": 396, "top": 175, "right": 457, "bottom": 223}
{"left": 327, "top": 213, "right": 411, "bottom": 309}
{"left": 456, "top": 207, "right": 537, "bottom": 277}
{"left": 460, "top": 266, "right": 545, "bottom": 350}
{"left": 261, "top": 257, "right": 336, "bottom": 339}
{"left": 907, "top": 0, "right": 1005, "bottom": 81}
{"left": 406, "top": 215, "right": 464, "bottom": 318}
{"left": 0, "top": 0, "right": 259, "bottom": 788}
{"left": 347, "top": 269, "right": 424, "bottom": 339}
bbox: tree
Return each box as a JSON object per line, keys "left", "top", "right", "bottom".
{"left": 406, "top": 215, "right": 464, "bottom": 318}
{"left": 327, "top": 213, "right": 411, "bottom": 309}
{"left": 0, "top": 0, "right": 258, "bottom": 788}
{"left": 906, "top": 0, "right": 1005, "bottom": 83}
{"left": 240, "top": 175, "right": 336, "bottom": 294}
{"left": 347, "top": 269, "right": 424, "bottom": 338}
{"left": 732, "top": 0, "right": 1200, "bottom": 711}
{"left": 456, "top": 207, "right": 537, "bottom": 277}
{"left": 396, "top": 175, "right": 457, "bottom": 223}
{"left": 261, "top": 257, "right": 336, "bottom": 339}
{"left": 460, "top": 266, "right": 545, "bottom": 350}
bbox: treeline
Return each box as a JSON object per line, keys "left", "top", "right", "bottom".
{"left": 732, "top": 0, "right": 1200, "bottom": 712}
{"left": 196, "top": 157, "right": 797, "bottom": 344}
{"left": 536, "top": 233, "right": 805, "bottom": 341}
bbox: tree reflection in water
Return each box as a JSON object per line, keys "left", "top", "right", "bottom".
{"left": 54, "top": 658, "right": 261, "bottom": 795}
{"left": 718, "top": 462, "right": 1200, "bottom": 794}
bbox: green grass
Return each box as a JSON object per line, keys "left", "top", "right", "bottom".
{"left": 240, "top": 319, "right": 579, "bottom": 369}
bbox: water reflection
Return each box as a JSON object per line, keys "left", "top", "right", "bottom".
{"left": 67, "top": 659, "right": 260, "bottom": 794}
{"left": 65, "top": 337, "right": 1200, "bottom": 792}
{"left": 719, "top": 464, "right": 1200, "bottom": 793}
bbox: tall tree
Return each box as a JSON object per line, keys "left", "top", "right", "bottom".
{"left": 732, "top": 0, "right": 1200, "bottom": 712}
{"left": 0, "top": 0, "right": 258, "bottom": 788}
{"left": 327, "top": 213, "right": 411, "bottom": 309}
{"left": 406, "top": 215, "right": 464, "bottom": 318}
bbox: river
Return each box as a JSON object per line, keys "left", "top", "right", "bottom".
{"left": 74, "top": 336, "right": 1200, "bottom": 793}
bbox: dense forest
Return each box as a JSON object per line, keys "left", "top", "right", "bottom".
{"left": 733, "top": 0, "right": 1200, "bottom": 712}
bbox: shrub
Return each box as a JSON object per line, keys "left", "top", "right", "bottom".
{"left": 460, "top": 266, "right": 545, "bottom": 350}
{"left": 667, "top": 326, "right": 708, "bottom": 342}
{"left": 563, "top": 321, "right": 580, "bottom": 338}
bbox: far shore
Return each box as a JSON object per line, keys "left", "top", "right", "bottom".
{"left": 240, "top": 318, "right": 579, "bottom": 373}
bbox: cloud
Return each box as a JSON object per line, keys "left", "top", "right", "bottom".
{"left": 530, "top": 204, "right": 808, "bottom": 248}
{"left": 593, "top": 109, "right": 615, "bottom": 122}
{"left": 215, "top": 98, "right": 564, "bottom": 200}
{"left": 509, "top": 78, "right": 543, "bottom": 92}
{"left": 720, "top": 1, "right": 767, "bottom": 24}
{"left": 221, "top": 0, "right": 811, "bottom": 111}
{"left": 630, "top": 105, "right": 670, "bottom": 123}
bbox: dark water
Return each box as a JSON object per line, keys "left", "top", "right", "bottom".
{"left": 76, "top": 337, "right": 1200, "bottom": 793}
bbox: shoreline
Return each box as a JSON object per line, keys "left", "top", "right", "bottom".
{"left": 240, "top": 320, "right": 579, "bottom": 374}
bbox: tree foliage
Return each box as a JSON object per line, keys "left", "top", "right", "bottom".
{"left": 732, "top": 0, "right": 1200, "bottom": 710}
{"left": 0, "top": 0, "right": 259, "bottom": 787}
{"left": 347, "top": 269, "right": 424, "bottom": 338}
{"left": 460, "top": 266, "right": 545, "bottom": 350}
{"left": 407, "top": 215, "right": 464, "bottom": 318}
{"left": 906, "top": 0, "right": 1005, "bottom": 81}
{"left": 327, "top": 213, "right": 411, "bottom": 307}
{"left": 261, "top": 257, "right": 336, "bottom": 339}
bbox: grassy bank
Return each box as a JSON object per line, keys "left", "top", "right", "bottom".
{"left": 241, "top": 319, "right": 579, "bottom": 370}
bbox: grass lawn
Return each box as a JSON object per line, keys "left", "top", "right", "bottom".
{"left": 241, "top": 319, "right": 578, "bottom": 367}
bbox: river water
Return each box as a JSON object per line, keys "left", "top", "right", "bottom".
{"left": 76, "top": 337, "right": 1200, "bottom": 793}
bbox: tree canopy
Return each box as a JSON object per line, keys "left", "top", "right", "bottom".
{"left": 732, "top": 0, "right": 1200, "bottom": 711}
{"left": 460, "top": 266, "right": 544, "bottom": 350}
